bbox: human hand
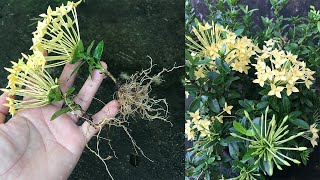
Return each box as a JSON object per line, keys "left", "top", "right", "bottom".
{"left": 0, "top": 61, "right": 119, "bottom": 180}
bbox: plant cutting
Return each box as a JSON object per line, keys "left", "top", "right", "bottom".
{"left": 1, "top": 1, "right": 180, "bottom": 179}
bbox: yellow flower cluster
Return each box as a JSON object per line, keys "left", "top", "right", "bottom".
{"left": 252, "top": 39, "right": 315, "bottom": 98}
{"left": 186, "top": 21, "right": 257, "bottom": 77}
{"left": 185, "top": 110, "right": 211, "bottom": 140}
{"left": 31, "top": 1, "right": 82, "bottom": 68}
{"left": 0, "top": 1, "right": 82, "bottom": 115}
{"left": 1, "top": 57, "right": 59, "bottom": 115}
{"left": 185, "top": 102, "right": 233, "bottom": 140}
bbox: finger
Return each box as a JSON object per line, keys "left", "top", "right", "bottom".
{"left": 59, "top": 61, "right": 82, "bottom": 94}
{"left": 70, "top": 62, "right": 107, "bottom": 123}
{"left": 0, "top": 93, "right": 9, "bottom": 123}
{"left": 42, "top": 50, "right": 48, "bottom": 56}
{"left": 53, "top": 61, "right": 82, "bottom": 107}
{"left": 80, "top": 100, "right": 119, "bottom": 143}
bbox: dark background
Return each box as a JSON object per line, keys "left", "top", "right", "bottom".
{"left": 0, "top": 0, "right": 184, "bottom": 179}
{"left": 189, "top": 0, "right": 320, "bottom": 179}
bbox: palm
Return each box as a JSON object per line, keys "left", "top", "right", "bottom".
{"left": 0, "top": 105, "right": 85, "bottom": 179}
{"left": 0, "top": 62, "right": 118, "bottom": 179}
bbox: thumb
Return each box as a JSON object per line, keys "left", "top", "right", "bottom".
{"left": 0, "top": 92, "right": 10, "bottom": 124}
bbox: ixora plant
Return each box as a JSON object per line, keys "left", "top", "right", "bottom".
{"left": 185, "top": 0, "right": 320, "bottom": 179}
{"left": 1, "top": 1, "right": 180, "bottom": 179}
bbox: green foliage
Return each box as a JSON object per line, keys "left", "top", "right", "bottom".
{"left": 50, "top": 86, "right": 81, "bottom": 121}
{"left": 69, "top": 40, "right": 114, "bottom": 81}
{"left": 231, "top": 108, "right": 307, "bottom": 176}
{"left": 185, "top": 0, "right": 320, "bottom": 179}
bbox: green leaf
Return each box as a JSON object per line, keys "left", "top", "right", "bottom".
{"left": 185, "top": 50, "right": 193, "bottom": 62}
{"left": 233, "top": 121, "right": 247, "bottom": 135}
{"left": 208, "top": 99, "right": 220, "bottom": 113}
{"left": 194, "top": 164, "right": 204, "bottom": 173}
{"left": 242, "top": 149, "right": 254, "bottom": 162}
{"left": 48, "top": 87, "right": 62, "bottom": 102}
{"left": 220, "top": 44, "right": 226, "bottom": 55}
{"left": 228, "top": 91, "right": 241, "bottom": 99}
{"left": 66, "top": 87, "right": 75, "bottom": 97}
{"left": 86, "top": 40, "right": 95, "bottom": 55}
{"left": 317, "top": 21, "right": 320, "bottom": 33}
{"left": 207, "top": 71, "right": 219, "bottom": 81}
{"left": 238, "top": 99, "right": 252, "bottom": 109}
{"left": 220, "top": 136, "right": 240, "bottom": 145}
{"left": 93, "top": 40, "right": 104, "bottom": 61}
{"left": 263, "top": 159, "right": 274, "bottom": 176}
{"left": 282, "top": 95, "right": 291, "bottom": 113}
{"left": 235, "top": 27, "right": 244, "bottom": 36}
{"left": 205, "top": 171, "right": 211, "bottom": 180}
{"left": 245, "top": 129, "right": 254, "bottom": 136}
{"left": 228, "top": 142, "right": 239, "bottom": 160}
{"left": 69, "top": 61, "right": 85, "bottom": 79}
{"left": 218, "top": 96, "right": 225, "bottom": 107}
{"left": 51, "top": 107, "right": 72, "bottom": 121}
{"left": 189, "top": 98, "right": 201, "bottom": 112}
{"left": 185, "top": 85, "right": 198, "bottom": 92}
{"left": 194, "top": 58, "right": 211, "bottom": 65}
{"left": 256, "top": 101, "right": 268, "bottom": 110}
{"left": 289, "top": 118, "right": 309, "bottom": 129}
{"left": 289, "top": 111, "right": 302, "bottom": 119}
{"left": 207, "top": 157, "right": 215, "bottom": 164}
{"left": 221, "top": 61, "right": 231, "bottom": 73}
{"left": 270, "top": 98, "right": 280, "bottom": 112}
{"left": 72, "top": 40, "right": 85, "bottom": 63}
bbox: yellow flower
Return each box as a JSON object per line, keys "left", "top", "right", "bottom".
{"left": 186, "top": 21, "right": 257, "bottom": 74}
{"left": 252, "top": 41, "right": 314, "bottom": 97}
{"left": 23, "top": 52, "right": 46, "bottom": 70}
{"left": 268, "top": 84, "right": 284, "bottom": 98}
{"left": 1, "top": 64, "right": 61, "bottom": 116}
{"left": 185, "top": 120, "right": 195, "bottom": 141}
{"left": 253, "top": 75, "right": 266, "bottom": 87}
{"left": 194, "top": 118, "right": 211, "bottom": 138}
{"left": 194, "top": 67, "right": 205, "bottom": 79}
{"left": 31, "top": 1, "right": 82, "bottom": 68}
{"left": 231, "top": 60, "right": 251, "bottom": 74}
{"left": 311, "top": 138, "right": 318, "bottom": 147}
{"left": 189, "top": 110, "right": 201, "bottom": 122}
{"left": 216, "top": 115, "right": 223, "bottom": 123}
{"left": 305, "top": 79, "right": 313, "bottom": 89}
{"left": 4, "top": 97, "right": 16, "bottom": 115}
{"left": 286, "top": 84, "right": 299, "bottom": 96}
{"left": 310, "top": 124, "right": 319, "bottom": 147}
{"left": 265, "top": 39, "right": 276, "bottom": 47}
{"left": 199, "top": 119, "right": 211, "bottom": 130}
{"left": 223, "top": 102, "right": 233, "bottom": 115}
{"left": 271, "top": 49, "right": 287, "bottom": 69}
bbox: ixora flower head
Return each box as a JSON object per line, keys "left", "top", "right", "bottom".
{"left": 186, "top": 21, "right": 257, "bottom": 75}
{"left": 5, "top": 53, "right": 46, "bottom": 91}
{"left": 1, "top": 62, "right": 61, "bottom": 115}
{"left": 231, "top": 107, "right": 307, "bottom": 176}
{"left": 31, "top": 1, "right": 82, "bottom": 68}
{"left": 252, "top": 39, "right": 315, "bottom": 98}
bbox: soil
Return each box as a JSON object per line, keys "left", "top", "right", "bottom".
{"left": 0, "top": 0, "right": 184, "bottom": 179}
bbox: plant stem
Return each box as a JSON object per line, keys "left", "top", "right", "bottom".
{"left": 101, "top": 68, "right": 117, "bottom": 83}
